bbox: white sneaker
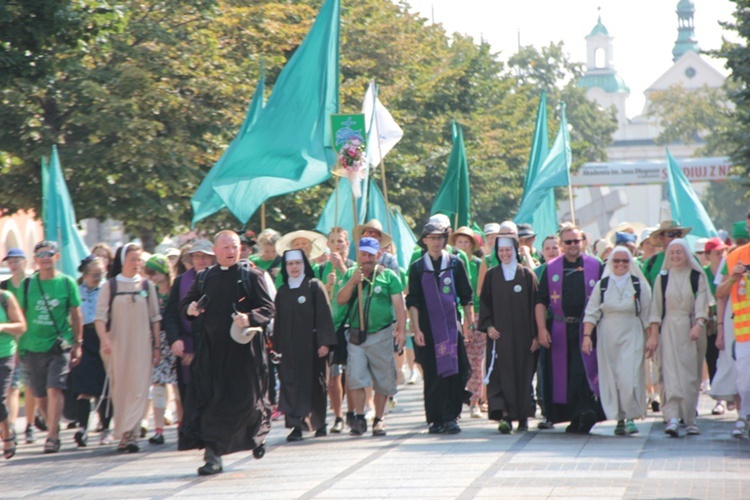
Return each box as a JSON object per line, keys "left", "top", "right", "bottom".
{"left": 686, "top": 424, "right": 700, "bottom": 435}
{"left": 731, "top": 420, "right": 747, "bottom": 438}
{"left": 665, "top": 419, "right": 680, "bottom": 437}
{"left": 470, "top": 406, "right": 482, "bottom": 419}
{"left": 100, "top": 429, "right": 114, "bottom": 445}
{"left": 407, "top": 371, "right": 420, "bottom": 385}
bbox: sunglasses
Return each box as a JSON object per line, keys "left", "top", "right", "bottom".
{"left": 665, "top": 231, "right": 682, "bottom": 238}
{"left": 611, "top": 259, "right": 629, "bottom": 264}
{"left": 563, "top": 239, "right": 582, "bottom": 245}
{"left": 35, "top": 251, "right": 56, "bottom": 258}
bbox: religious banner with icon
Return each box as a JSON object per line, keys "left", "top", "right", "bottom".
{"left": 330, "top": 113, "right": 367, "bottom": 197}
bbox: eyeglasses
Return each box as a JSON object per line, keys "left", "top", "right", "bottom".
{"left": 35, "top": 251, "right": 56, "bottom": 258}
{"left": 424, "top": 235, "right": 445, "bottom": 241}
{"left": 665, "top": 231, "right": 682, "bottom": 238}
{"left": 562, "top": 239, "right": 581, "bottom": 245}
{"left": 611, "top": 259, "right": 629, "bottom": 264}
{"left": 363, "top": 230, "right": 381, "bottom": 237}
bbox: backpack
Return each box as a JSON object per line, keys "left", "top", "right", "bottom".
{"left": 660, "top": 269, "right": 700, "bottom": 320}
{"left": 599, "top": 276, "right": 642, "bottom": 316}
{"left": 106, "top": 277, "right": 151, "bottom": 328}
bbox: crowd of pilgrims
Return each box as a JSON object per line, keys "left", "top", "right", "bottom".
{"left": 1, "top": 211, "right": 750, "bottom": 474}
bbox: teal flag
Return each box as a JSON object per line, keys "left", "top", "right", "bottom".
{"left": 191, "top": 66, "right": 266, "bottom": 227}
{"left": 666, "top": 149, "right": 717, "bottom": 243}
{"left": 520, "top": 92, "right": 557, "bottom": 249}
{"left": 515, "top": 102, "right": 571, "bottom": 225}
{"left": 44, "top": 146, "right": 90, "bottom": 278}
{"left": 431, "top": 121, "right": 470, "bottom": 229}
{"left": 211, "top": 0, "right": 340, "bottom": 223}
{"left": 315, "top": 178, "right": 416, "bottom": 269}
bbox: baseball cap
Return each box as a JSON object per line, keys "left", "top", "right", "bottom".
{"left": 358, "top": 237, "right": 380, "bottom": 255}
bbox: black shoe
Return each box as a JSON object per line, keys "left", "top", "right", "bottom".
{"left": 345, "top": 411, "right": 355, "bottom": 430}
{"left": 565, "top": 415, "right": 582, "bottom": 434}
{"left": 140, "top": 426, "right": 147, "bottom": 438}
{"left": 197, "top": 463, "right": 223, "bottom": 476}
{"left": 444, "top": 420, "right": 461, "bottom": 434}
{"left": 125, "top": 440, "right": 139, "bottom": 453}
{"left": 148, "top": 432, "right": 165, "bottom": 445}
{"left": 74, "top": 429, "right": 88, "bottom": 447}
{"left": 651, "top": 400, "right": 660, "bottom": 413}
{"left": 287, "top": 427, "right": 303, "bottom": 442}
{"left": 537, "top": 418, "right": 555, "bottom": 430}
{"left": 350, "top": 416, "right": 367, "bottom": 436}
{"left": 428, "top": 422, "right": 446, "bottom": 434}
{"left": 578, "top": 411, "right": 598, "bottom": 434}
{"left": 517, "top": 419, "right": 529, "bottom": 432}
{"left": 314, "top": 427, "right": 327, "bottom": 437}
{"left": 67, "top": 421, "right": 78, "bottom": 430}
{"left": 35, "top": 415, "right": 47, "bottom": 431}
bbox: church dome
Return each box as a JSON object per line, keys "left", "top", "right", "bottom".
{"left": 586, "top": 16, "right": 609, "bottom": 38}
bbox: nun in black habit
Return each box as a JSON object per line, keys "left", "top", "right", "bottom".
{"left": 274, "top": 249, "right": 337, "bottom": 442}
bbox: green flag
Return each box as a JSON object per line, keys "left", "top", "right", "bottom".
{"left": 666, "top": 149, "right": 717, "bottom": 243}
{"left": 517, "top": 92, "right": 557, "bottom": 248}
{"left": 431, "top": 121, "right": 470, "bottom": 229}
{"left": 45, "top": 146, "right": 90, "bottom": 278}
{"left": 211, "top": 0, "right": 340, "bottom": 224}
{"left": 190, "top": 66, "right": 266, "bottom": 227}
{"left": 515, "top": 102, "right": 571, "bottom": 225}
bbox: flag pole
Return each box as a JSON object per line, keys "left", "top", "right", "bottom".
{"left": 352, "top": 190, "right": 365, "bottom": 331}
{"left": 567, "top": 182, "right": 576, "bottom": 225}
{"left": 261, "top": 203, "right": 266, "bottom": 231}
{"left": 372, "top": 80, "right": 394, "bottom": 237}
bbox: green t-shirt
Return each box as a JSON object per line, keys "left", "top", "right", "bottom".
{"left": 641, "top": 252, "right": 665, "bottom": 286}
{"left": 343, "top": 266, "right": 403, "bottom": 333}
{"left": 19, "top": 274, "right": 82, "bottom": 353}
{"left": 0, "top": 291, "right": 17, "bottom": 358}
{"left": 249, "top": 254, "right": 279, "bottom": 272}
{"left": 319, "top": 260, "right": 351, "bottom": 326}
{"left": 704, "top": 264, "right": 717, "bottom": 297}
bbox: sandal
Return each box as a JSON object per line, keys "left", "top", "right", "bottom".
{"left": 712, "top": 403, "right": 725, "bottom": 415}
{"left": 44, "top": 437, "right": 61, "bottom": 454}
{"left": 3, "top": 429, "right": 16, "bottom": 459}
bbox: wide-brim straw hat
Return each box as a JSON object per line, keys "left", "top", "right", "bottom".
{"left": 605, "top": 222, "right": 646, "bottom": 246}
{"left": 354, "top": 219, "right": 393, "bottom": 248}
{"left": 449, "top": 226, "right": 479, "bottom": 253}
{"left": 275, "top": 230, "right": 328, "bottom": 260}
{"left": 648, "top": 220, "right": 692, "bottom": 245}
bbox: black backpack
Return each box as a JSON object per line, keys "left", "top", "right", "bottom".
{"left": 659, "top": 269, "right": 700, "bottom": 320}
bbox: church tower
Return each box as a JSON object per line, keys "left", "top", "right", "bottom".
{"left": 578, "top": 12, "right": 629, "bottom": 132}
{"left": 672, "top": 0, "right": 700, "bottom": 62}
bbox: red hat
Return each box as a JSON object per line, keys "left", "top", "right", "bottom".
{"left": 704, "top": 237, "right": 728, "bottom": 253}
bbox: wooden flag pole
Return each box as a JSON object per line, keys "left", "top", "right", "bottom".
{"left": 261, "top": 203, "right": 267, "bottom": 231}
{"left": 567, "top": 181, "right": 576, "bottom": 226}
{"left": 352, "top": 191, "right": 365, "bottom": 331}
{"left": 372, "top": 82, "right": 394, "bottom": 238}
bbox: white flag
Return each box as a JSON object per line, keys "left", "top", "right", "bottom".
{"left": 362, "top": 80, "right": 403, "bottom": 167}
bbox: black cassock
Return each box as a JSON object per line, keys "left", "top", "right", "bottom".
{"left": 178, "top": 264, "right": 275, "bottom": 456}
{"left": 274, "top": 277, "right": 337, "bottom": 431}
{"left": 406, "top": 255, "right": 473, "bottom": 425}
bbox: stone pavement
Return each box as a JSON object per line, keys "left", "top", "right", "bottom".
{"left": 1, "top": 384, "right": 749, "bottom": 499}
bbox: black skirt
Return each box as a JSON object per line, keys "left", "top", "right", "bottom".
{"left": 70, "top": 324, "right": 107, "bottom": 397}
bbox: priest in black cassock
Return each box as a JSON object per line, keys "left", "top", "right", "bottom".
{"left": 273, "top": 249, "right": 337, "bottom": 442}
{"left": 179, "top": 230, "right": 275, "bottom": 476}
{"left": 406, "top": 219, "right": 474, "bottom": 434}
{"left": 479, "top": 235, "right": 538, "bottom": 434}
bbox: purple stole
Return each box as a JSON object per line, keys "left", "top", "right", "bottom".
{"left": 546, "top": 255, "right": 600, "bottom": 404}
{"left": 421, "top": 252, "right": 460, "bottom": 377}
{"left": 178, "top": 269, "right": 197, "bottom": 383}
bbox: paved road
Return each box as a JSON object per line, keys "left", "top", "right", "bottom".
{"left": 1, "top": 384, "right": 748, "bottom": 499}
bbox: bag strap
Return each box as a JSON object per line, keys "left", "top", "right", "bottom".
{"left": 599, "top": 276, "right": 609, "bottom": 304}
{"left": 631, "top": 276, "right": 641, "bottom": 317}
{"left": 690, "top": 269, "right": 700, "bottom": 295}
{"left": 0, "top": 290, "right": 7, "bottom": 314}
{"left": 660, "top": 273, "right": 668, "bottom": 322}
{"left": 35, "top": 274, "right": 65, "bottom": 341}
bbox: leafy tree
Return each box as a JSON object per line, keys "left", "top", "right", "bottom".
{"left": 1, "top": 0, "right": 619, "bottom": 248}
